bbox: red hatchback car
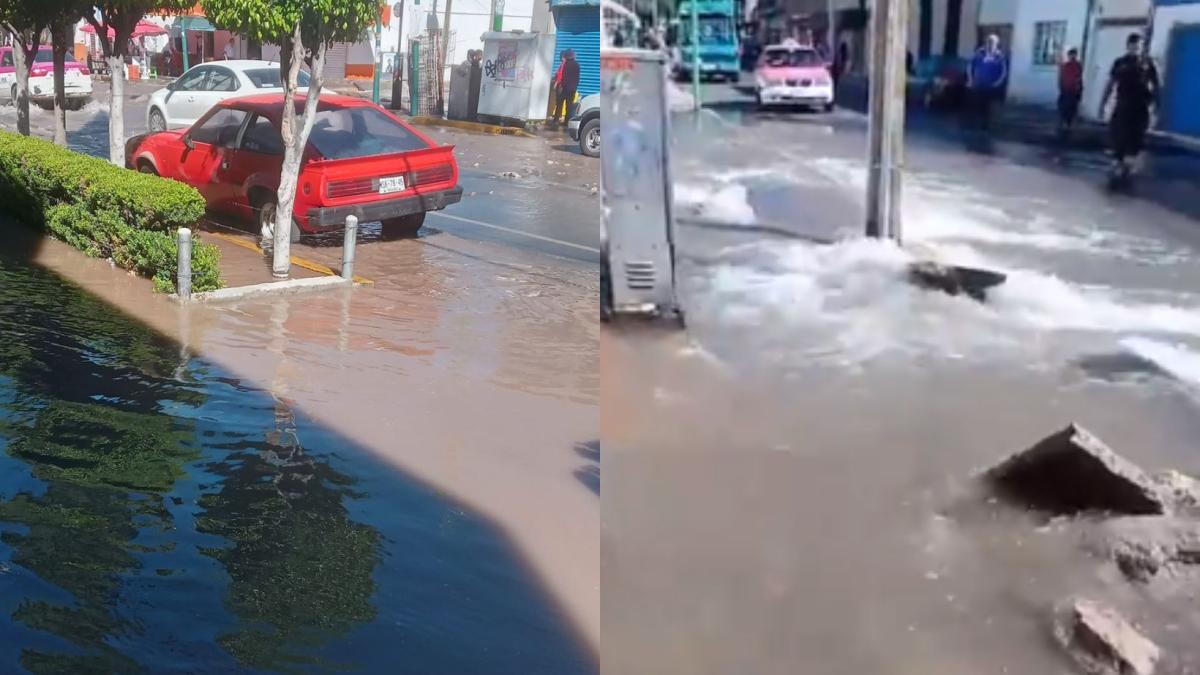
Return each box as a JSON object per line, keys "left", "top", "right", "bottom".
{"left": 125, "top": 94, "right": 462, "bottom": 241}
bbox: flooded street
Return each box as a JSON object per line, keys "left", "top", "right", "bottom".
{"left": 603, "top": 90, "right": 1200, "bottom": 674}
{"left": 0, "top": 84, "right": 598, "bottom": 671}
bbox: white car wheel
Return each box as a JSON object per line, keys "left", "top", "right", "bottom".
{"left": 148, "top": 108, "right": 167, "bottom": 132}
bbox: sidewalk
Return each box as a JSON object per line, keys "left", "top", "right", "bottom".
{"left": 835, "top": 74, "right": 1200, "bottom": 157}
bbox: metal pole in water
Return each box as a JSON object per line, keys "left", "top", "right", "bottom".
{"left": 864, "top": 0, "right": 907, "bottom": 241}
{"left": 177, "top": 227, "right": 192, "bottom": 301}
{"left": 342, "top": 215, "right": 358, "bottom": 280}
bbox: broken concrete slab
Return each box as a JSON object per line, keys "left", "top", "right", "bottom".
{"left": 1054, "top": 598, "right": 1160, "bottom": 675}
{"left": 907, "top": 261, "right": 1007, "bottom": 302}
{"left": 1083, "top": 516, "right": 1200, "bottom": 583}
{"left": 984, "top": 424, "right": 1167, "bottom": 516}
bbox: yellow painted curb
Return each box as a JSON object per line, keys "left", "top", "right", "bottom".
{"left": 206, "top": 230, "right": 374, "bottom": 286}
{"left": 408, "top": 115, "right": 536, "bottom": 138}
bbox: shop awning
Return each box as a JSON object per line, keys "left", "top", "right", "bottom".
{"left": 177, "top": 16, "right": 216, "bottom": 32}
{"left": 80, "top": 19, "right": 168, "bottom": 39}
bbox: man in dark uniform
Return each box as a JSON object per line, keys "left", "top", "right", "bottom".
{"left": 1100, "top": 33, "right": 1160, "bottom": 182}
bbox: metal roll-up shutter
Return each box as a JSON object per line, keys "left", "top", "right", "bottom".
{"left": 552, "top": 7, "right": 600, "bottom": 96}
{"left": 323, "top": 43, "right": 349, "bottom": 80}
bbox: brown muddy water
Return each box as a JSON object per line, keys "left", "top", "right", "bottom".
{"left": 602, "top": 111, "right": 1200, "bottom": 675}
{"left": 20, "top": 223, "right": 600, "bottom": 666}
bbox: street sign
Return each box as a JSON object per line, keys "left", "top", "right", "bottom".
{"left": 393, "top": 2, "right": 402, "bottom": 16}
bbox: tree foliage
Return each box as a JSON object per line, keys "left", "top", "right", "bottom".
{"left": 201, "top": 0, "right": 380, "bottom": 53}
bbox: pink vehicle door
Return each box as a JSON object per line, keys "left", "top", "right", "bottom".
{"left": 0, "top": 50, "right": 15, "bottom": 100}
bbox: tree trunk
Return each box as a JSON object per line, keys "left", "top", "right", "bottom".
{"left": 270, "top": 35, "right": 327, "bottom": 277}
{"left": 51, "top": 24, "right": 68, "bottom": 146}
{"left": 11, "top": 37, "right": 33, "bottom": 136}
{"left": 106, "top": 54, "right": 126, "bottom": 165}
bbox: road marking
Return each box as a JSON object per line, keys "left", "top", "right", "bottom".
{"left": 205, "top": 229, "right": 374, "bottom": 285}
{"left": 428, "top": 211, "right": 601, "bottom": 254}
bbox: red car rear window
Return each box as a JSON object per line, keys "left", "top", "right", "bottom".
{"left": 308, "top": 108, "right": 430, "bottom": 160}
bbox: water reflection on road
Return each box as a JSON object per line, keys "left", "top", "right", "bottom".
{"left": 0, "top": 235, "right": 597, "bottom": 672}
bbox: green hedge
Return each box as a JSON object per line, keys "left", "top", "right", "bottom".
{"left": 0, "top": 131, "right": 222, "bottom": 293}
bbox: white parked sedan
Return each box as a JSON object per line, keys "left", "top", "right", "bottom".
{"left": 145, "top": 60, "right": 310, "bottom": 132}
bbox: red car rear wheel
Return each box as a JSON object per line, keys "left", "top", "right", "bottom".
{"left": 380, "top": 212, "right": 426, "bottom": 239}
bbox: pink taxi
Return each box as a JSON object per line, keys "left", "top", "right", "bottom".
{"left": 753, "top": 40, "right": 834, "bottom": 112}
{"left": 0, "top": 47, "right": 93, "bottom": 109}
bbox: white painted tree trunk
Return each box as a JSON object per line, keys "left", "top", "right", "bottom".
{"left": 271, "top": 24, "right": 327, "bottom": 278}
{"left": 12, "top": 43, "right": 32, "bottom": 137}
{"left": 106, "top": 55, "right": 125, "bottom": 165}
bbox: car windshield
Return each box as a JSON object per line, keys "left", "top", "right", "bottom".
{"left": 763, "top": 49, "right": 821, "bottom": 67}
{"left": 34, "top": 50, "right": 76, "bottom": 64}
{"left": 307, "top": 107, "right": 429, "bottom": 159}
{"left": 244, "top": 68, "right": 311, "bottom": 88}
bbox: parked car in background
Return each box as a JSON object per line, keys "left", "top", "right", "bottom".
{"left": 0, "top": 47, "right": 92, "bottom": 109}
{"left": 145, "top": 60, "right": 310, "bottom": 132}
{"left": 126, "top": 94, "right": 463, "bottom": 242}
{"left": 569, "top": 93, "right": 600, "bottom": 158}
{"left": 754, "top": 40, "right": 834, "bottom": 111}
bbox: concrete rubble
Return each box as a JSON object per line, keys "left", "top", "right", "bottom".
{"left": 1084, "top": 516, "right": 1200, "bottom": 583}
{"left": 1054, "top": 598, "right": 1160, "bottom": 675}
{"left": 984, "top": 424, "right": 1168, "bottom": 516}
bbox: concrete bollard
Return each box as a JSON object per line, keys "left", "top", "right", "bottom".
{"left": 342, "top": 215, "right": 358, "bottom": 280}
{"left": 177, "top": 227, "right": 192, "bottom": 301}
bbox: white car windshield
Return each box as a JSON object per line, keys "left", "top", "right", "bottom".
{"left": 308, "top": 108, "right": 429, "bottom": 159}
{"left": 34, "top": 50, "right": 77, "bottom": 64}
{"left": 245, "top": 69, "right": 311, "bottom": 88}
{"left": 763, "top": 49, "right": 821, "bottom": 67}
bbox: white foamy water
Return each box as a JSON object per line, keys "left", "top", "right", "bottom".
{"left": 1119, "top": 337, "right": 1200, "bottom": 387}
{"left": 675, "top": 181, "right": 757, "bottom": 224}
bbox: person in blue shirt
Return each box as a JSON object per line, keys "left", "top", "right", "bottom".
{"left": 966, "top": 34, "right": 1008, "bottom": 132}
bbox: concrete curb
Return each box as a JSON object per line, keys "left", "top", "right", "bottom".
{"left": 185, "top": 276, "right": 352, "bottom": 304}
{"left": 408, "top": 116, "right": 536, "bottom": 138}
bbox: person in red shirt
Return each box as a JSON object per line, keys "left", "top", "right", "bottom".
{"left": 1058, "top": 47, "right": 1084, "bottom": 139}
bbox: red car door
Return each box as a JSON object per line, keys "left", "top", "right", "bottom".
{"left": 214, "top": 112, "right": 284, "bottom": 219}
{"left": 177, "top": 107, "right": 250, "bottom": 209}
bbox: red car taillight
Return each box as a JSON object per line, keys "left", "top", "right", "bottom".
{"left": 326, "top": 177, "right": 376, "bottom": 199}
{"left": 412, "top": 164, "right": 453, "bottom": 187}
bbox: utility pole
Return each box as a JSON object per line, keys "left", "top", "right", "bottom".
{"left": 864, "top": 0, "right": 907, "bottom": 240}
{"left": 690, "top": 2, "right": 701, "bottom": 109}
{"left": 826, "top": 0, "right": 835, "bottom": 60}
{"left": 439, "top": 0, "right": 454, "bottom": 116}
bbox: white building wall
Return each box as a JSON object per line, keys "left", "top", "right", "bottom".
{"left": 1007, "top": 0, "right": 1088, "bottom": 106}
{"left": 978, "top": 0, "right": 1017, "bottom": 25}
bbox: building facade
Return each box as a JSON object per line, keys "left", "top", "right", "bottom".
{"left": 1150, "top": 0, "right": 1200, "bottom": 137}
{"left": 981, "top": 0, "right": 1152, "bottom": 117}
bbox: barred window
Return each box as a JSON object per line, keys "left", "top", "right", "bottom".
{"left": 1033, "top": 21, "right": 1067, "bottom": 66}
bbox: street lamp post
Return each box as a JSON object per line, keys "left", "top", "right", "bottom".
{"left": 690, "top": 2, "right": 700, "bottom": 109}
{"left": 372, "top": 10, "right": 383, "bottom": 103}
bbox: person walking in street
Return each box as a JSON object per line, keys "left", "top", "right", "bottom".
{"left": 1057, "top": 47, "right": 1084, "bottom": 141}
{"left": 966, "top": 34, "right": 1008, "bottom": 133}
{"left": 553, "top": 49, "right": 581, "bottom": 127}
{"left": 1100, "top": 33, "right": 1160, "bottom": 184}
{"left": 223, "top": 39, "right": 234, "bottom": 61}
